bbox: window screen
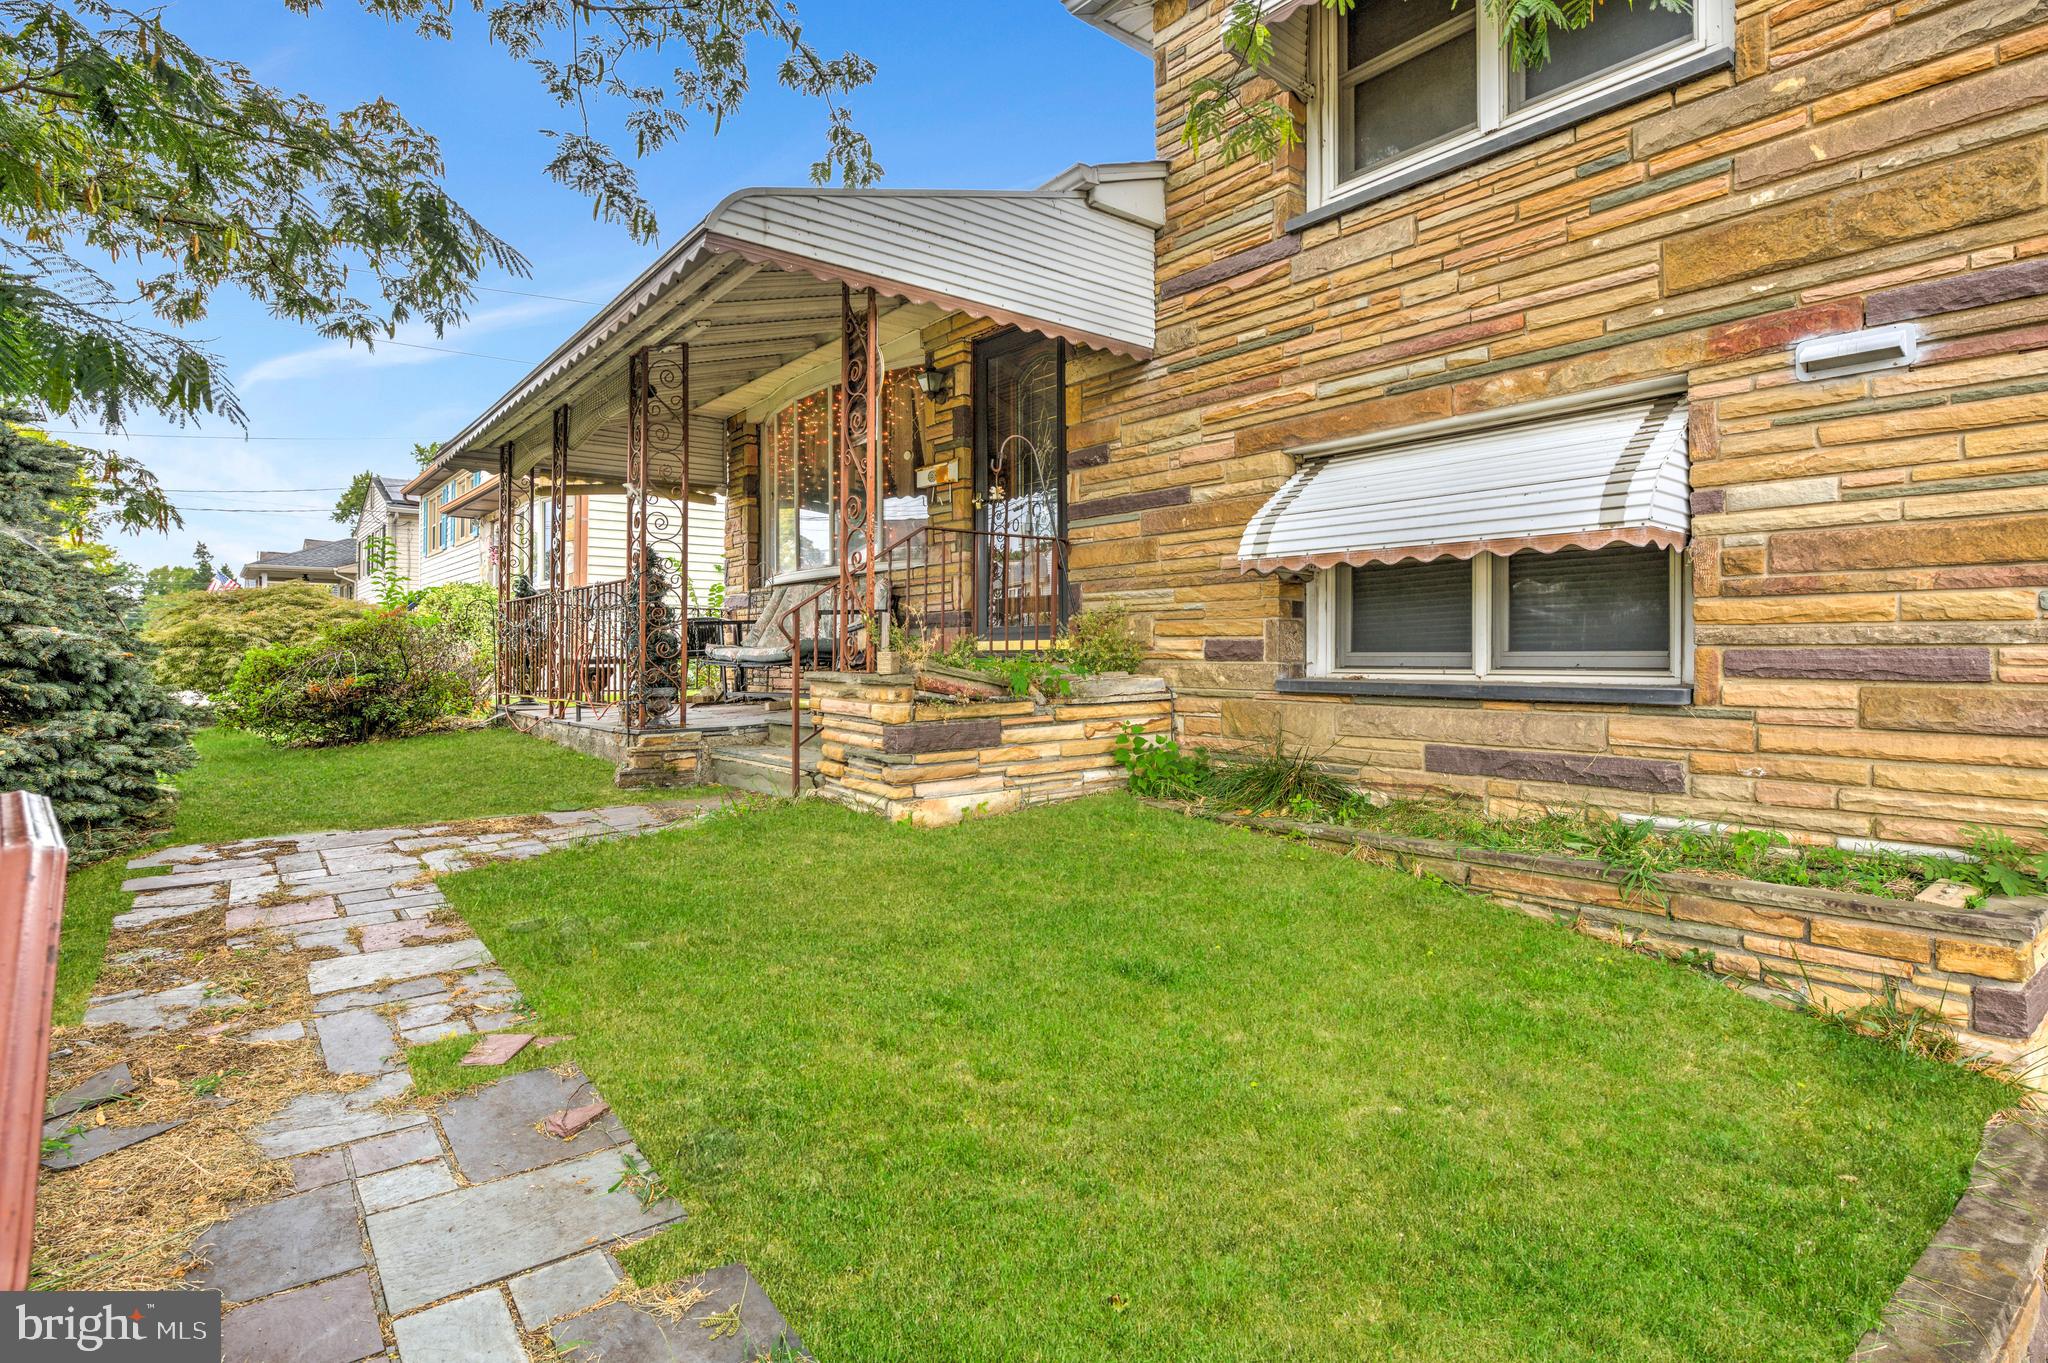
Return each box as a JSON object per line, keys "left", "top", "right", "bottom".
{"left": 1497, "top": 546, "right": 1670, "bottom": 668}
{"left": 1517, "top": 3, "right": 1696, "bottom": 105}
{"left": 1342, "top": 0, "right": 1478, "bottom": 178}
{"left": 1341, "top": 559, "right": 1473, "bottom": 667}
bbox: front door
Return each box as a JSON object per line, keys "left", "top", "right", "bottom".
{"left": 974, "top": 331, "right": 1066, "bottom": 643}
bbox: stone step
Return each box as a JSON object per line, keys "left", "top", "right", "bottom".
{"left": 705, "top": 742, "right": 819, "bottom": 797}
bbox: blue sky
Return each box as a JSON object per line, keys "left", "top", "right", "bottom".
{"left": 52, "top": 2, "right": 1154, "bottom": 573}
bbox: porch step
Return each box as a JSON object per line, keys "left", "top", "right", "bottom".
{"left": 705, "top": 738, "right": 822, "bottom": 798}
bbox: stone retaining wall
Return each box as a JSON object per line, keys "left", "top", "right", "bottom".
{"left": 502, "top": 710, "right": 704, "bottom": 789}
{"left": 1183, "top": 806, "right": 2048, "bottom": 1070}
{"left": 1854, "top": 1114, "right": 2048, "bottom": 1363}
{"left": 807, "top": 672, "right": 1174, "bottom": 827}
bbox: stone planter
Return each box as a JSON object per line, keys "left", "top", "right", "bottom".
{"left": 806, "top": 672, "right": 1174, "bottom": 827}
{"left": 1167, "top": 804, "right": 2048, "bottom": 1071}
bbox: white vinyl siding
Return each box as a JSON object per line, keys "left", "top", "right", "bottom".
{"left": 583, "top": 496, "right": 725, "bottom": 607}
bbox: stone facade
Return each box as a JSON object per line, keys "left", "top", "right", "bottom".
{"left": 807, "top": 672, "right": 1173, "bottom": 826}
{"left": 502, "top": 710, "right": 703, "bottom": 789}
{"left": 1055, "top": 0, "right": 2048, "bottom": 852}
{"left": 1201, "top": 805, "right": 2048, "bottom": 1067}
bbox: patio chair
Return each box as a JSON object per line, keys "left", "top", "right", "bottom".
{"left": 702, "top": 574, "right": 891, "bottom": 680}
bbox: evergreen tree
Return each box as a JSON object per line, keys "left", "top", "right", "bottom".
{"left": 0, "top": 413, "right": 192, "bottom": 855}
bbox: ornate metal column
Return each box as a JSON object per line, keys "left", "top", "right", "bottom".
{"left": 548, "top": 404, "right": 570, "bottom": 719}
{"left": 838, "top": 285, "right": 881, "bottom": 667}
{"left": 494, "top": 442, "right": 514, "bottom": 705}
{"left": 624, "top": 344, "right": 691, "bottom": 731}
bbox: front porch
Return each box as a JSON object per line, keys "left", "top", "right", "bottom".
{"left": 414, "top": 169, "right": 1165, "bottom": 791}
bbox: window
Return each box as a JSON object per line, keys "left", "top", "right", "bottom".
{"left": 1318, "top": 0, "right": 1725, "bottom": 202}
{"left": 763, "top": 369, "right": 926, "bottom": 579}
{"left": 426, "top": 471, "right": 481, "bottom": 556}
{"left": 1327, "top": 545, "right": 1681, "bottom": 680}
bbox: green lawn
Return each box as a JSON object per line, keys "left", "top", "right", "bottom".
{"left": 438, "top": 796, "right": 2011, "bottom": 1363}
{"left": 56, "top": 725, "right": 696, "bottom": 1025}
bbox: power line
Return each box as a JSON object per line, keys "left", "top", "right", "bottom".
{"left": 53, "top": 431, "right": 417, "bottom": 442}
{"left": 380, "top": 338, "right": 531, "bottom": 363}
{"left": 176, "top": 505, "right": 337, "bottom": 514}
{"left": 474, "top": 283, "right": 601, "bottom": 306}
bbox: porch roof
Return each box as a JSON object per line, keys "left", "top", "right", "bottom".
{"left": 415, "top": 164, "right": 1164, "bottom": 495}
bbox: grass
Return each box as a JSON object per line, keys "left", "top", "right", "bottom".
{"left": 56, "top": 725, "right": 701, "bottom": 1025}
{"left": 438, "top": 795, "right": 2014, "bottom": 1363}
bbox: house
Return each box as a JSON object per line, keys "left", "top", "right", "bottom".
{"left": 343, "top": 476, "right": 420, "bottom": 603}
{"left": 240, "top": 538, "right": 356, "bottom": 597}
{"left": 413, "top": 161, "right": 1162, "bottom": 744}
{"left": 437, "top": 0, "right": 2048, "bottom": 853}
{"left": 1047, "top": 0, "right": 2048, "bottom": 854}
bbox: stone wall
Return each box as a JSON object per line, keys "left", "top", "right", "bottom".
{"left": 808, "top": 672, "right": 1173, "bottom": 826}
{"left": 1193, "top": 806, "right": 2048, "bottom": 1070}
{"left": 1857, "top": 1113, "right": 2048, "bottom": 1361}
{"left": 503, "top": 710, "right": 704, "bottom": 789}
{"left": 1062, "top": 0, "right": 2048, "bottom": 852}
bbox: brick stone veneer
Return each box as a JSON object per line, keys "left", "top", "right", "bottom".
{"left": 806, "top": 672, "right": 1174, "bottom": 827}
{"left": 1197, "top": 807, "right": 2048, "bottom": 1070}
{"left": 1049, "top": 0, "right": 2048, "bottom": 853}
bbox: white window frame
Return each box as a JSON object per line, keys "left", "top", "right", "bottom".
{"left": 1309, "top": 549, "right": 1690, "bottom": 688}
{"left": 1309, "top": 0, "right": 1732, "bottom": 210}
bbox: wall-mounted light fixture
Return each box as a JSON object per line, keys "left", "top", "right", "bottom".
{"left": 1793, "top": 324, "right": 1919, "bottom": 382}
{"left": 916, "top": 364, "right": 953, "bottom": 400}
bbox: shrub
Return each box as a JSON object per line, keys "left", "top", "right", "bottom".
{"left": 412, "top": 582, "right": 497, "bottom": 661}
{"left": 142, "top": 583, "right": 363, "bottom": 696}
{"left": 1059, "top": 605, "right": 1144, "bottom": 675}
{"left": 0, "top": 415, "right": 193, "bottom": 855}
{"left": 220, "top": 610, "right": 486, "bottom": 746}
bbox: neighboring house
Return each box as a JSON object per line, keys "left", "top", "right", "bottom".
{"left": 344, "top": 476, "right": 420, "bottom": 603}
{"left": 401, "top": 466, "right": 724, "bottom": 600}
{"left": 422, "top": 0, "right": 2048, "bottom": 851}
{"left": 1046, "top": 0, "right": 2048, "bottom": 852}
{"left": 240, "top": 538, "right": 357, "bottom": 597}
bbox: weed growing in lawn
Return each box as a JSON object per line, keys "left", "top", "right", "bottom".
{"left": 610, "top": 1151, "right": 672, "bottom": 1211}
{"left": 1814, "top": 983, "right": 1982, "bottom": 1071}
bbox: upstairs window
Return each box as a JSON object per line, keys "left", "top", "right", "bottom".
{"left": 1319, "top": 0, "right": 1726, "bottom": 204}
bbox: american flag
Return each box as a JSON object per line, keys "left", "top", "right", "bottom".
{"left": 206, "top": 567, "right": 242, "bottom": 592}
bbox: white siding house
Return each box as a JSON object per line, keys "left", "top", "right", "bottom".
{"left": 347, "top": 476, "right": 420, "bottom": 603}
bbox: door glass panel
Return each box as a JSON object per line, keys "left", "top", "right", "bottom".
{"left": 980, "top": 336, "right": 1062, "bottom": 637}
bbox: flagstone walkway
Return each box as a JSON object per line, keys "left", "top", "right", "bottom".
{"left": 61, "top": 802, "right": 806, "bottom": 1363}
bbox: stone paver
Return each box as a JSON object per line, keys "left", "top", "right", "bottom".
{"left": 392, "top": 1288, "right": 525, "bottom": 1363}
{"left": 368, "top": 1146, "right": 683, "bottom": 1314}
{"left": 189, "top": 1183, "right": 365, "bottom": 1304}
{"left": 288, "top": 1150, "right": 351, "bottom": 1192}
{"left": 314, "top": 1009, "right": 401, "bottom": 1076}
{"left": 251, "top": 1073, "right": 428, "bottom": 1158}
{"left": 307, "top": 939, "right": 492, "bottom": 996}
{"left": 440, "top": 1067, "right": 625, "bottom": 1182}
{"left": 83, "top": 982, "right": 246, "bottom": 1033}
{"left": 509, "top": 1250, "right": 621, "bottom": 1328}
{"left": 553, "top": 1265, "right": 801, "bottom": 1362}
{"left": 222, "top": 1270, "right": 383, "bottom": 1363}
{"left": 45, "top": 1062, "right": 135, "bottom": 1118}
{"left": 347, "top": 1124, "right": 443, "bottom": 1176}
{"left": 41, "top": 1119, "right": 185, "bottom": 1170}
{"left": 358, "top": 1158, "right": 458, "bottom": 1213}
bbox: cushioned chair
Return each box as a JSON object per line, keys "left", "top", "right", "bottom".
{"left": 703, "top": 575, "right": 890, "bottom": 674}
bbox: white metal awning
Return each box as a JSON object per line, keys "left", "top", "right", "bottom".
{"left": 1234, "top": 395, "right": 1691, "bottom": 575}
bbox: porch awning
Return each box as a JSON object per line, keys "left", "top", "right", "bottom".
{"left": 1234, "top": 395, "right": 1690, "bottom": 575}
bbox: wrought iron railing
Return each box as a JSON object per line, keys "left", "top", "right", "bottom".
{"left": 497, "top": 527, "right": 1068, "bottom": 772}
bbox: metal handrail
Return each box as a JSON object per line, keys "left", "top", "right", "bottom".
{"left": 1, "top": 792, "right": 67, "bottom": 1289}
